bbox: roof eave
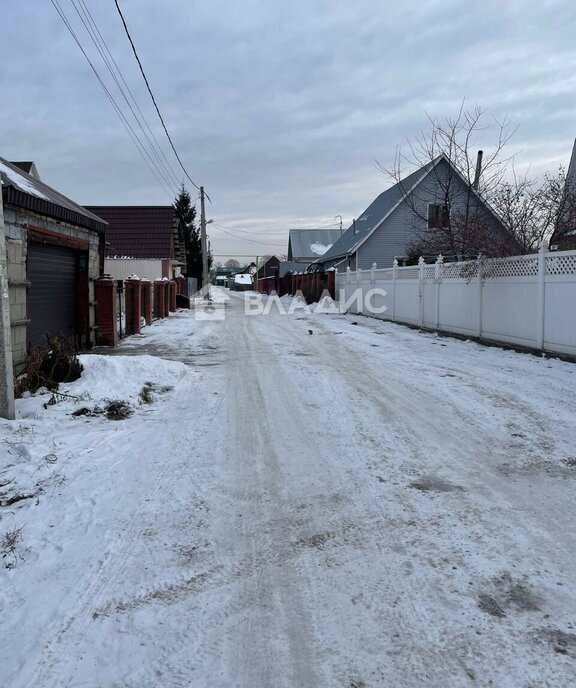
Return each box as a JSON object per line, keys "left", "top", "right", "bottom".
{"left": 3, "top": 185, "right": 107, "bottom": 234}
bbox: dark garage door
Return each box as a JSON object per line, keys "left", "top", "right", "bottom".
{"left": 27, "top": 242, "right": 78, "bottom": 350}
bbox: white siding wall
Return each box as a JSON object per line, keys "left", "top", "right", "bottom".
{"left": 104, "top": 258, "right": 164, "bottom": 282}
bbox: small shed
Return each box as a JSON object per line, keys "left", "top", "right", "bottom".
{"left": 1, "top": 157, "right": 106, "bottom": 370}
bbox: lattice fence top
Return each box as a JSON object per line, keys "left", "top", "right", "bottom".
{"left": 441, "top": 261, "right": 473, "bottom": 279}
{"left": 546, "top": 253, "right": 576, "bottom": 276}
{"left": 336, "top": 249, "right": 576, "bottom": 283}
{"left": 486, "top": 256, "right": 538, "bottom": 278}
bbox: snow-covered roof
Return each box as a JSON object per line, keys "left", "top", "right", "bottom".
{"left": 0, "top": 156, "right": 106, "bottom": 233}
{"left": 234, "top": 273, "right": 253, "bottom": 284}
{"left": 288, "top": 228, "right": 343, "bottom": 260}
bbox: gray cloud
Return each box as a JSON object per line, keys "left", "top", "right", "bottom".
{"left": 1, "top": 0, "right": 575, "bottom": 258}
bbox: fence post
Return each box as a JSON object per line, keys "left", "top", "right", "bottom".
{"left": 536, "top": 239, "right": 548, "bottom": 350}
{"left": 392, "top": 259, "right": 397, "bottom": 321}
{"left": 418, "top": 256, "right": 425, "bottom": 328}
{"left": 94, "top": 276, "right": 118, "bottom": 347}
{"left": 434, "top": 254, "right": 443, "bottom": 330}
{"left": 477, "top": 254, "right": 483, "bottom": 339}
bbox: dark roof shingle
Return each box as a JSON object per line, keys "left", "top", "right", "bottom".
{"left": 85, "top": 205, "right": 177, "bottom": 259}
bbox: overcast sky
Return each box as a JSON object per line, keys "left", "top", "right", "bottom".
{"left": 1, "top": 0, "right": 575, "bottom": 259}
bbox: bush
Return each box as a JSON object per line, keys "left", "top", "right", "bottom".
{"left": 15, "top": 336, "right": 83, "bottom": 397}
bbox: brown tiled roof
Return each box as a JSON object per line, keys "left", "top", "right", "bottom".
{"left": 85, "top": 205, "right": 177, "bottom": 259}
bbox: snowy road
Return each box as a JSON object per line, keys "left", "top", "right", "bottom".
{"left": 2, "top": 290, "right": 576, "bottom": 687}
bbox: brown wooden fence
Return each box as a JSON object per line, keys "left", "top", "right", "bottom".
{"left": 289, "top": 271, "right": 335, "bottom": 302}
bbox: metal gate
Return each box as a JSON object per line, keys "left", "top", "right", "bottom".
{"left": 27, "top": 242, "right": 78, "bottom": 350}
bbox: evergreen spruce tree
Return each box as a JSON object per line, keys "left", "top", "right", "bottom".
{"left": 173, "top": 184, "right": 213, "bottom": 288}
{"left": 173, "top": 184, "right": 201, "bottom": 284}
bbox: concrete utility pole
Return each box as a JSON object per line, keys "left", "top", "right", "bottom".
{"left": 335, "top": 215, "right": 343, "bottom": 237}
{"left": 0, "top": 187, "right": 15, "bottom": 419}
{"left": 200, "top": 186, "right": 209, "bottom": 295}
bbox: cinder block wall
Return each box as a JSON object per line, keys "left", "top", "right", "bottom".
{"left": 3, "top": 205, "right": 101, "bottom": 371}
{"left": 5, "top": 236, "right": 27, "bottom": 370}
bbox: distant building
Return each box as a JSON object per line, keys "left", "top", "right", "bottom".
{"left": 287, "top": 228, "right": 343, "bottom": 262}
{"left": 85, "top": 206, "right": 184, "bottom": 281}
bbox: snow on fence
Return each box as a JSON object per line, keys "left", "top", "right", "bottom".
{"left": 335, "top": 247, "right": 576, "bottom": 357}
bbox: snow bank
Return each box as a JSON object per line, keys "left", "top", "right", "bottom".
{"left": 70, "top": 354, "right": 188, "bottom": 402}
{"left": 310, "top": 295, "right": 340, "bottom": 314}
{"left": 16, "top": 354, "right": 188, "bottom": 420}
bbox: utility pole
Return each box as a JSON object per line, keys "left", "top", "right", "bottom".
{"left": 335, "top": 215, "right": 343, "bottom": 237}
{"left": 0, "top": 187, "right": 15, "bottom": 419}
{"left": 200, "top": 186, "right": 209, "bottom": 296}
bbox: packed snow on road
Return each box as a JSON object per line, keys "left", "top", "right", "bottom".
{"left": 1, "top": 290, "right": 576, "bottom": 687}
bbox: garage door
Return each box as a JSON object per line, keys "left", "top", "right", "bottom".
{"left": 27, "top": 242, "right": 78, "bottom": 350}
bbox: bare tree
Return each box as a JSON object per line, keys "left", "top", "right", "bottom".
{"left": 490, "top": 167, "right": 576, "bottom": 253}
{"left": 225, "top": 258, "right": 240, "bottom": 269}
{"left": 380, "top": 103, "right": 520, "bottom": 259}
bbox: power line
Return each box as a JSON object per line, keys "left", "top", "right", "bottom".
{"left": 113, "top": 0, "right": 206, "bottom": 199}
{"left": 50, "top": 0, "right": 175, "bottom": 199}
{"left": 68, "top": 0, "right": 179, "bottom": 193}
{"left": 75, "top": 0, "right": 181, "bottom": 189}
{"left": 211, "top": 224, "right": 287, "bottom": 247}
{"left": 211, "top": 220, "right": 344, "bottom": 237}
{"left": 211, "top": 221, "right": 288, "bottom": 237}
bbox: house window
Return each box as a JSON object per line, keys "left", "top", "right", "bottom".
{"left": 428, "top": 203, "right": 449, "bottom": 228}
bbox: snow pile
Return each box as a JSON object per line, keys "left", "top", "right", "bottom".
{"left": 310, "top": 242, "right": 333, "bottom": 256}
{"left": 190, "top": 286, "right": 230, "bottom": 306}
{"left": 208, "top": 286, "right": 230, "bottom": 303}
{"left": 310, "top": 295, "right": 340, "bottom": 314}
{"left": 279, "top": 293, "right": 309, "bottom": 311}
{"left": 17, "top": 354, "right": 188, "bottom": 420}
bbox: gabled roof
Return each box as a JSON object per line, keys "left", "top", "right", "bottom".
{"left": 567, "top": 139, "right": 576, "bottom": 189}
{"left": 10, "top": 161, "right": 40, "bottom": 179}
{"left": 288, "top": 228, "right": 343, "bottom": 259}
{"left": 85, "top": 205, "right": 177, "bottom": 259}
{"left": 257, "top": 255, "right": 281, "bottom": 278}
{"left": 317, "top": 161, "right": 437, "bottom": 264}
{"left": 0, "top": 156, "right": 106, "bottom": 233}
{"left": 317, "top": 155, "right": 514, "bottom": 264}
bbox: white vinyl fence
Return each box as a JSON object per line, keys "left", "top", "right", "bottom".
{"left": 335, "top": 247, "right": 576, "bottom": 357}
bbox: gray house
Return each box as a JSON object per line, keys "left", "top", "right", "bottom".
{"left": 551, "top": 139, "right": 576, "bottom": 251}
{"left": 287, "top": 228, "right": 343, "bottom": 262}
{"left": 314, "top": 155, "right": 516, "bottom": 271}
